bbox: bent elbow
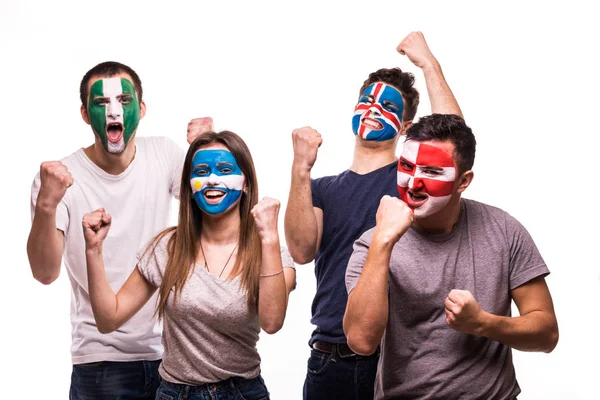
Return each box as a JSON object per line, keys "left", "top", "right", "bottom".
{"left": 288, "top": 247, "right": 315, "bottom": 265}
{"left": 97, "top": 322, "right": 116, "bottom": 335}
{"left": 33, "top": 271, "right": 59, "bottom": 285}
{"left": 346, "top": 332, "right": 378, "bottom": 356}
{"left": 544, "top": 327, "right": 559, "bottom": 353}
{"left": 262, "top": 322, "right": 283, "bottom": 335}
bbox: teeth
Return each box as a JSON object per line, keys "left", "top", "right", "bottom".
{"left": 205, "top": 190, "right": 225, "bottom": 198}
{"left": 363, "top": 119, "right": 381, "bottom": 129}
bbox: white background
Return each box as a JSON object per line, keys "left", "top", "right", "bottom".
{"left": 2, "top": 1, "right": 599, "bottom": 399}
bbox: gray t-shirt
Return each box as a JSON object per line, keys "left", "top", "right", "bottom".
{"left": 137, "top": 231, "right": 295, "bottom": 385}
{"left": 346, "top": 199, "right": 549, "bottom": 400}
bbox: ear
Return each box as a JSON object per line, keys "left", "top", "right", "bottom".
{"left": 80, "top": 105, "right": 91, "bottom": 125}
{"left": 399, "top": 120, "right": 413, "bottom": 136}
{"left": 139, "top": 101, "right": 147, "bottom": 120}
{"left": 456, "top": 170, "right": 474, "bottom": 194}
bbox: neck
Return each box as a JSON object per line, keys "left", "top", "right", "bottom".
{"left": 413, "top": 197, "right": 462, "bottom": 235}
{"left": 200, "top": 207, "right": 241, "bottom": 245}
{"left": 350, "top": 136, "right": 398, "bottom": 174}
{"left": 84, "top": 136, "right": 137, "bottom": 175}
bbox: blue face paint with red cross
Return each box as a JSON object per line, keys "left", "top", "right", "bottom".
{"left": 352, "top": 82, "right": 404, "bottom": 141}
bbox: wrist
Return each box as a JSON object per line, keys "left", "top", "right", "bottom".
{"left": 85, "top": 245, "right": 103, "bottom": 256}
{"left": 292, "top": 161, "right": 312, "bottom": 177}
{"left": 35, "top": 200, "right": 58, "bottom": 215}
{"left": 474, "top": 310, "right": 492, "bottom": 337}
{"left": 260, "top": 233, "right": 280, "bottom": 246}
{"left": 372, "top": 229, "right": 401, "bottom": 249}
{"left": 420, "top": 58, "right": 441, "bottom": 75}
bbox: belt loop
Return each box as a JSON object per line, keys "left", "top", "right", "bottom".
{"left": 331, "top": 344, "right": 338, "bottom": 363}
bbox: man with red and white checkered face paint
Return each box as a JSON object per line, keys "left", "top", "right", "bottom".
{"left": 397, "top": 139, "right": 456, "bottom": 218}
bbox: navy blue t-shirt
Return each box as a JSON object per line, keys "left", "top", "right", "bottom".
{"left": 310, "top": 160, "right": 398, "bottom": 345}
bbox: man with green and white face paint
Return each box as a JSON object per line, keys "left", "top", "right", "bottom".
{"left": 87, "top": 77, "right": 141, "bottom": 154}
{"left": 27, "top": 61, "right": 213, "bottom": 399}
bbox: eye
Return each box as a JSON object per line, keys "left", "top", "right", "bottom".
{"left": 219, "top": 167, "right": 233, "bottom": 174}
{"left": 360, "top": 96, "right": 372, "bottom": 104}
{"left": 399, "top": 159, "right": 414, "bottom": 171}
{"left": 421, "top": 168, "right": 442, "bottom": 176}
{"left": 120, "top": 96, "right": 132, "bottom": 104}
{"left": 93, "top": 99, "right": 108, "bottom": 106}
{"left": 194, "top": 168, "right": 209, "bottom": 176}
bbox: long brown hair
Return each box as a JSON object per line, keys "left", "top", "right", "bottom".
{"left": 144, "top": 131, "right": 262, "bottom": 319}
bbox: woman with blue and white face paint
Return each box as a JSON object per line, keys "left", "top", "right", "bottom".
{"left": 82, "top": 131, "right": 296, "bottom": 400}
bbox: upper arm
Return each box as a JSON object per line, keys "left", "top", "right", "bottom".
{"left": 314, "top": 206, "right": 324, "bottom": 256}
{"left": 283, "top": 267, "right": 296, "bottom": 297}
{"left": 511, "top": 276, "right": 556, "bottom": 318}
{"left": 113, "top": 266, "right": 158, "bottom": 326}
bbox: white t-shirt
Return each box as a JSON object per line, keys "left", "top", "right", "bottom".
{"left": 30, "top": 136, "right": 185, "bottom": 364}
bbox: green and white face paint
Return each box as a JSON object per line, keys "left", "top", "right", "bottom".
{"left": 87, "top": 77, "right": 141, "bottom": 154}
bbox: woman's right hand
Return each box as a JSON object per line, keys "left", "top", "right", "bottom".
{"left": 82, "top": 208, "right": 112, "bottom": 250}
{"left": 251, "top": 197, "right": 280, "bottom": 245}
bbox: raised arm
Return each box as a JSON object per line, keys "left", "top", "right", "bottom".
{"left": 82, "top": 208, "right": 157, "bottom": 334}
{"left": 27, "top": 161, "right": 74, "bottom": 285}
{"left": 252, "top": 197, "right": 288, "bottom": 334}
{"left": 344, "top": 195, "right": 414, "bottom": 355}
{"left": 284, "top": 127, "right": 324, "bottom": 264}
{"left": 445, "top": 277, "right": 558, "bottom": 353}
{"left": 398, "top": 31, "right": 463, "bottom": 118}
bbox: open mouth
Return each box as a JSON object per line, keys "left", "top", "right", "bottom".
{"left": 407, "top": 191, "right": 428, "bottom": 208}
{"left": 204, "top": 189, "right": 227, "bottom": 204}
{"left": 361, "top": 117, "right": 383, "bottom": 130}
{"left": 106, "top": 122, "right": 124, "bottom": 143}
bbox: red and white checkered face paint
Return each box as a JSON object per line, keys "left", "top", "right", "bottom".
{"left": 397, "top": 140, "right": 456, "bottom": 218}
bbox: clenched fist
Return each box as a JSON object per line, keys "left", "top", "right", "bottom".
{"left": 397, "top": 31, "right": 438, "bottom": 70}
{"left": 82, "top": 208, "right": 112, "bottom": 249}
{"left": 445, "top": 289, "right": 486, "bottom": 335}
{"left": 373, "top": 195, "right": 414, "bottom": 245}
{"left": 187, "top": 117, "right": 214, "bottom": 144}
{"left": 291, "top": 126, "right": 322, "bottom": 172}
{"left": 37, "top": 161, "right": 74, "bottom": 211}
{"left": 251, "top": 197, "right": 280, "bottom": 244}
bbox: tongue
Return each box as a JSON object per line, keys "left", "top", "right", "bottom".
{"left": 107, "top": 126, "right": 123, "bottom": 143}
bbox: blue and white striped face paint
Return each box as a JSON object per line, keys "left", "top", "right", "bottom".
{"left": 190, "top": 149, "right": 245, "bottom": 215}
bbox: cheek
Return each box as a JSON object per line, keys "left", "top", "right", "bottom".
{"left": 421, "top": 179, "right": 455, "bottom": 197}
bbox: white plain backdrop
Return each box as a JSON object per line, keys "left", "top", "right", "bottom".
{"left": 2, "top": 1, "right": 599, "bottom": 399}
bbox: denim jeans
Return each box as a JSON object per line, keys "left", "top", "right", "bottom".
{"left": 303, "top": 346, "right": 379, "bottom": 400}
{"left": 70, "top": 359, "right": 161, "bottom": 400}
{"left": 155, "top": 375, "right": 269, "bottom": 400}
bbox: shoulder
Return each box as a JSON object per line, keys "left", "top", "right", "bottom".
{"left": 312, "top": 170, "right": 349, "bottom": 192}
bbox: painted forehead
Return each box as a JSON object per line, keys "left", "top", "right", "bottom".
{"left": 89, "top": 77, "right": 136, "bottom": 99}
{"left": 360, "top": 83, "right": 404, "bottom": 108}
{"left": 192, "top": 148, "right": 240, "bottom": 168}
{"left": 401, "top": 140, "right": 455, "bottom": 167}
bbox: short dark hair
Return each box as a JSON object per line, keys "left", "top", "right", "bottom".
{"left": 79, "top": 61, "right": 143, "bottom": 106}
{"left": 406, "top": 114, "right": 476, "bottom": 173}
{"left": 359, "top": 67, "right": 420, "bottom": 123}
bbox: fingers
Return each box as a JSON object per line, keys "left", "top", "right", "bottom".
{"left": 82, "top": 209, "right": 112, "bottom": 231}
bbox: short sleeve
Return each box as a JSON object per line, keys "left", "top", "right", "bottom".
{"left": 30, "top": 172, "right": 69, "bottom": 233}
{"left": 280, "top": 246, "right": 295, "bottom": 269}
{"left": 163, "top": 137, "right": 186, "bottom": 200}
{"left": 136, "top": 231, "right": 173, "bottom": 288}
{"left": 345, "top": 228, "right": 373, "bottom": 294}
{"left": 311, "top": 178, "right": 323, "bottom": 209}
{"left": 506, "top": 214, "right": 549, "bottom": 290}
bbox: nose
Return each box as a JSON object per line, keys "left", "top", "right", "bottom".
{"left": 107, "top": 100, "right": 121, "bottom": 119}
{"left": 410, "top": 177, "right": 425, "bottom": 190}
{"left": 207, "top": 173, "right": 221, "bottom": 186}
{"left": 367, "top": 104, "right": 382, "bottom": 117}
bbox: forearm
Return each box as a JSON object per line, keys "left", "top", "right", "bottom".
{"left": 344, "top": 238, "right": 393, "bottom": 355}
{"left": 284, "top": 166, "right": 318, "bottom": 263}
{"left": 421, "top": 61, "right": 463, "bottom": 118}
{"left": 258, "top": 239, "right": 287, "bottom": 334}
{"left": 477, "top": 310, "right": 559, "bottom": 353}
{"left": 27, "top": 205, "right": 63, "bottom": 284}
{"left": 86, "top": 247, "right": 120, "bottom": 333}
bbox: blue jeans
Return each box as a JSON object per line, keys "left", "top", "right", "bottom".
{"left": 155, "top": 375, "right": 269, "bottom": 400}
{"left": 70, "top": 360, "right": 161, "bottom": 400}
{"left": 303, "top": 346, "right": 379, "bottom": 400}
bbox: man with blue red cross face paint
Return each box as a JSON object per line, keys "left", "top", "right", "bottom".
{"left": 284, "top": 32, "right": 464, "bottom": 400}
{"left": 344, "top": 114, "right": 559, "bottom": 399}
{"left": 27, "top": 61, "right": 213, "bottom": 399}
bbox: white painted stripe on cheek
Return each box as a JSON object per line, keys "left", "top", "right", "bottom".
{"left": 103, "top": 78, "right": 124, "bottom": 123}
{"left": 397, "top": 171, "right": 412, "bottom": 187}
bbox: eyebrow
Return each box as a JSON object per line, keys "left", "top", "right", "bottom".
{"left": 419, "top": 165, "right": 444, "bottom": 171}
{"left": 216, "top": 162, "right": 233, "bottom": 167}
